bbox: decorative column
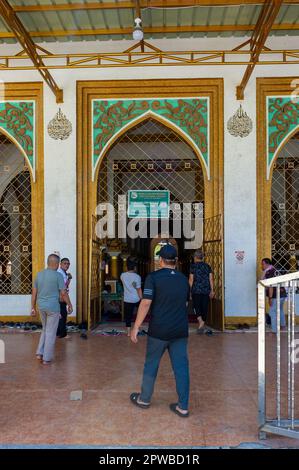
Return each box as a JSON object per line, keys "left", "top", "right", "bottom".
{"left": 122, "top": 255, "right": 128, "bottom": 273}
{"left": 109, "top": 251, "right": 120, "bottom": 279}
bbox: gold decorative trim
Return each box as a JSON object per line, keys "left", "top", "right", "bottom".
{"left": 0, "top": 126, "right": 35, "bottom": 180}
{"left": 92, "top": 100, "right": 210, "bottom": 178}
{"left": 257, "top": 77, "right": 298, "bottom": 278}
{"left": 0, "top": 316, "right": 36, "bottom": 323}
{"left": 0, "top": 82, "right": 44, "bottom": 318}
{"left": 225, "top": 316, "right": 299, "bottom": 327}
{"left": 225, "top": 317, "right": 257, "bottom": 327}
{"left": 77, "top": 79, "right": 224, "bottom": 323}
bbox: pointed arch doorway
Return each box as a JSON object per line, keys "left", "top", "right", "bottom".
{"left": 257, "top": 79, "right": 299, "bottom": 282}
{"left": 96, "top": 116, "right": 205, "bottom": 274}
{"left": 77, "top": 79, "right": 224, "bottom": 329}
{"left": 0, "top": 131, "right": 33, "bottom": 295}
{"left": 0, "top": 83, "right": 44, "bottom": 320}
{"left": 271, "top": 130, "right": 299, "bottom": 273}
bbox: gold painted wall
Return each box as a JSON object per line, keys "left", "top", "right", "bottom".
{"left": 0, "top": 82, "right": 44, "bottom": 320}
{"left": 257, "top": 77, "right": 299, "bottom": 277}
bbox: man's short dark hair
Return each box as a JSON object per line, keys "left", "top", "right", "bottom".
{"left": 127, "top": 258, "right": 137, "bottom": 271}
{"left": 194, "top": 250, "right": 204, "bottom": 260}
{"left": 262, "top": 257, "right": 272, "bottom": 265}
{"left": 61, "top": 258, "right": 70, "bottom": 263}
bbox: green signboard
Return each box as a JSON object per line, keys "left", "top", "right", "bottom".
{"left": 128, "top": 190, "right": 170, "bottom": 219}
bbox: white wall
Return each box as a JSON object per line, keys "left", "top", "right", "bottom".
{"left": 0, "top": 296, "right": 31, "bottom": 316}
{"left": 0, "top": 36, "right": 298, "bottom": 319}
{"left": 223, "top": 73, "right": 257, "bottom": 317}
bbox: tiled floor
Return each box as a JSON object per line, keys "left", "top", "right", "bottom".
{"left": 0, "top": 329, "right": 299, "bottom": 448}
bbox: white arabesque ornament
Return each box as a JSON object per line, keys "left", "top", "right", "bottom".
{"left": 227, "top": 104, "right": 253, "bottom": 138}
{"left": 47, "top": 108, "right": 72, "bottom": 140}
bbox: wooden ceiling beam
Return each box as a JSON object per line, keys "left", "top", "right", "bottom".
{"left": 0, "top": 0, "right": 63, "bottom": 103}
{"left": 11, "top": 0, "right": 299, "bottom": 12}
{"left": 0, "top": 48, "right": 299, "bottom": 69}
{"left": 0, "top": 22, "right": 299, "bottom": 39}
{"left": 236, "top": 0, "right": 283, "bottom": 100}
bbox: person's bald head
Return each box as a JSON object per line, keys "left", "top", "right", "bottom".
{"left": 47, "top": 253, "right": 60, "bottom": 270}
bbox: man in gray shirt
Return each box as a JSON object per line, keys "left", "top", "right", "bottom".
{"left": 31, "top": 254, "right": 73, "bottom": 365}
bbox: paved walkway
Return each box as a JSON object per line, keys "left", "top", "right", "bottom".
{"left": 0, "top": 329, "right": 298, "bottom": 448}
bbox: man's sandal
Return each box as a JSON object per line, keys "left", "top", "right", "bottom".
{"left": 169, "top": 403, "right": 189, "bottom": 418}
{"left": 197, "top": 327, "right": 205, "bottom": 335}
{"left": 130, "top": 393, "right": 150, "bottom": 409}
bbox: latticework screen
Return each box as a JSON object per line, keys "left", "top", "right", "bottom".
{"left": 272, "top": 132, "right": 299, "bottom": 274}
{"left": 93, "top": 118, "right": 223, "bottom": 329}
{"left": 204, "top": 214, "right": 223, "bottom": 301}
{"left": 0, "top": 133, "right": 32, "bottom": 295}
{"left": 97, "top": 118, "right": 204, "bottom": 258}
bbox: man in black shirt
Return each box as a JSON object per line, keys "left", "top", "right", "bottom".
{"left": 130, "top": 244, "right": 190, "bottom": 418}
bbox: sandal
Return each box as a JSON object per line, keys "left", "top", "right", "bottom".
{"left": 169, "top": 403, "right": 189, "bottom": 418}
{"left": 205, "top": 329, "right": 213, "bottom": 336}
{"left": 197, "top": 327, "right": 205, "bottom": 335}
{"left": 130, "top": 393, "right": 150, "bottom": 409}
{"left": 42, "top": 360, "right": 52, "bottom": 365}
{"left": 36, "top": 355, "right": 43, "bottom": 361}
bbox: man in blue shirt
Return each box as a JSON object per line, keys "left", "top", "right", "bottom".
{"left": 31, "top": 254, "right": 73, "bottom": 365}
{"left": 130, "top": 245, "right": 190, "bottom": 417}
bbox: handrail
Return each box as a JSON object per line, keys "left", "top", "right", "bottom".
{"left": 259, "top": 271, "right": 299, "bottom": 287}
{"left": 258, "top": 270, "right": 299, "bottom": 440}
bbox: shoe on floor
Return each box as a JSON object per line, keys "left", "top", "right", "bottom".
{"left": 205, "top": 329, "right": 213, "bottom": 336}
{"left": 130, "top": 393, "right": 150, "bottom": 409}
{"left": 197, "top": 327, "right": 205, "bottom": 335}
{"left": 169, "top": 403, "right": 189, "bottom": 418}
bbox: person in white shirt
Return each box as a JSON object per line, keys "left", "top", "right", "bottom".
{"left": 120, "top": 258, "right": 142, "bottom": 336}
{"left": 56, "top": 257, "right": 72, "bottom": 338}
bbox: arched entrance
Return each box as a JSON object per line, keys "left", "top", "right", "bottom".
{"left": 77, "top": 78, "right": 224, "bottom": 328}
{"left": 96, "top": 116, "right": 204, "bottom": 268}
{"left": 257, "top": 79, "right": 299, "bottom": 288}
{"left": 271, "top": 130, "right": 299, "bottom": 273}
{"left": 89, "top": 117, "right": 223, "bottom": 329}
{"left": 0, "top": 132, "right": 32, "bottom": 295}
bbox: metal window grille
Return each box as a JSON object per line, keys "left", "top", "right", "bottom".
{"left": 89, "top": 118, "right": 223, "bottom": 330}
{"left": 0, "top": 133, "right": 32, "bottom": 295}
{"left": 97, "top": 118, "right": 204, "bottom": 248}
{"left": 272, "top": 132, "right": 299, "bottom": 274}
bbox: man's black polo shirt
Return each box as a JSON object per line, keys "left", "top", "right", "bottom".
{"left": 143, "top": 268, "right": 190, "bottom": 341}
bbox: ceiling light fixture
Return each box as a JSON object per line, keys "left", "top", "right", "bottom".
{"left": 133, "top": 17, "right": 143, "bottom": 41}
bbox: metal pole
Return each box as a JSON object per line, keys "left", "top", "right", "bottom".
{"left": 276, "top": 283, "right": 281, "bottom": 426}
{"left": 258, "top": 281, "right": 266, "bottom": 437}
{"left": 288, "top": 281, "right": 291, "bottom": 420}
{"left": 291, "top": 280, "right": 295, "bottom": 429}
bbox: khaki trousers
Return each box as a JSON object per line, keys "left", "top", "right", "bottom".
{"left": 36, "top": 311, "right": 60, "bottom": 362}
